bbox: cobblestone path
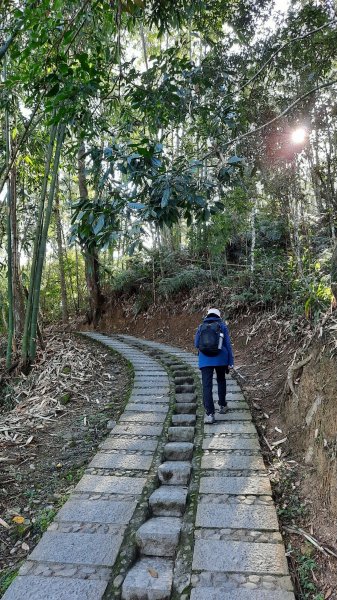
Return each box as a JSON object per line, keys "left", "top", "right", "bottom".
{"left": 3, "top": 334, "right": 295, "bottom": 600}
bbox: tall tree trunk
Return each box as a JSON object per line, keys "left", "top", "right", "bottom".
{"left": 77, "top": 141, "right": 104, "bottom": 326}
{"left": 55, "top": 188, "right": 69, "bottom": 322}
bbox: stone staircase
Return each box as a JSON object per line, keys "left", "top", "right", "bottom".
{"left": 2, "top": 333, "right": 295, "bottom": 600}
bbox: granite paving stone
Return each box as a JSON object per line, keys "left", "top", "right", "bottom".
{"left": 89, "top": 452, "right": 153, "bottom": 471}
{"left": 196, "top": 504, "right": 279, "bottom": 530}
{"left": 130, "top": 395, "right": 170, "bottom": 404}
{"left": 100, "top": 437, "right": 158, "bottom": 452}
{"left": 29, "top": 532, "right": 124, "bottom": 566}
{"left": 199, "top": 476, "right": 272, "bottom": 496}
{"left": 204, "top": 423, "right": 256, "bottom": 435}
{"left": 202, "top": 436, "right": 259, "bottom": 451}
{"left": 214, "top": 411, "right": 252, "bottom": 421}
{"left": 2, "top": 576, "right": 108, "bottom": 600}
{"left": 75, "top": 474, "right": 147, "bottom": 495}
{"left": 192, "top": 540, "right": 289, "bottom": 574}
{"left": 56, "top": 499, "right": 137, "bottom": 524}
{"left": 120, "top": 412, "right": 166, "bottom": 424}
{"left": 109, "top": 424, "right": 163, "bottom": 436}
{"left": 201, "top": 453, "right": 264, "bottom": 471}
{"left": 132, "top": 386, "right": 170, "bottom": 394}
{"left": 190, "top": 590, "right": 295, "bottom": 600}
{"left": 126, "top": 403, "right": 168, "bottom": 413}
{"left": 122, "top": 557, "right": 173, "bottom": 600}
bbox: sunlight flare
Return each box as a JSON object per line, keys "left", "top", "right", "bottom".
{"left": 291, "top": 127, "right": 307, "bottom": 144}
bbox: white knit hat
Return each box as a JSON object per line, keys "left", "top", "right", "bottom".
{"left": 207, "top": 308, "right": 221, "bottom": 317}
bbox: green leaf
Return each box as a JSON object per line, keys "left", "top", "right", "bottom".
{"left": 161, "top": 187, "right": 170, "bottom": 208}
{"left": 227, "top": 156, "right": 244, "bottom": 165}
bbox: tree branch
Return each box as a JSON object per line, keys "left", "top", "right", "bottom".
{"left": 210, "top": 79, "right": 337, "bottom": 156}
{"left": 239, "top": 19, "right": 337, "bottom": 93}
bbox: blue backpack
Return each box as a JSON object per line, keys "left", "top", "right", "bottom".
{"left": 198, "top": 322, "right": 221, "bottom": 356}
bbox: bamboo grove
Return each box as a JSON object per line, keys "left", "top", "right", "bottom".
{"left": 1, "top": 0, "right": 337, "bottom": 369}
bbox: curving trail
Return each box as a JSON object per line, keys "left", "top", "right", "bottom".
{"left": 3, "top": 334, "right": 295, "bottom": 600}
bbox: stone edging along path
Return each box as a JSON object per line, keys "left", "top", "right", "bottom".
{"left": 2, "top": 333, "right": 295, "bottom": 600}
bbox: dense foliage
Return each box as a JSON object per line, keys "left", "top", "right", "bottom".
{"left": 0, "top": 0, "right": 337, "bottom": 367}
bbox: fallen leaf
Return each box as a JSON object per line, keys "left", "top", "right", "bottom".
{"left": 275, "top": 427, "right": 282, "bottom": 433}
{"left": 325, "top": 588, "right": 332, "bottom": 598}
{"left": 12, "top": 515, "right": 25, "bottom": 524}
{"left": 0, "top": 518, "right": 10, "bottom": 529}
{"left": 26, "top": 435, "right": 34, "bottom": 445}
{"left": 148, "top": 568, "right": 158, "bottom": 578}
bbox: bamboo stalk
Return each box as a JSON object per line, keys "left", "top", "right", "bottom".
{"left": 29, "top": 123, "right": 66, "bottom": 361}
{"left": 21, "top": 122, "right": 57, "bottom": 364}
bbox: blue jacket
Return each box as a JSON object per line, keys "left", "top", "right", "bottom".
{"left": 194, "top": 316, "right": 234, "bottom": 368}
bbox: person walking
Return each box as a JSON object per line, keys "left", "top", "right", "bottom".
{"left": 194, "top": 308, "right": 234, "bottom": 424}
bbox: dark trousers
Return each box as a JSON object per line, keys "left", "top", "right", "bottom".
{"left": 201, "top": 366, "right": 227, "bottom": 415}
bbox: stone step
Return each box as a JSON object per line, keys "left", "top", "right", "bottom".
{"left": 192, "top": 539, "right": 289, "bottom": 575}
{"left": 164, "top": 442, "right": 194, "bottom": 461}
{"left": 196, "top": 503, "right": 279, "bottom": 530}
{"left": 149, "top": 486, "right": 188, "bottom": 516}
{"left": 124, "top": 403, "right": 168, "bottom": 413}
{"left": 1, "top": 576, "right": 108, "bottom": 600}
{"left": 168, "top": 426, "right": 195, "bottom": 442}
{"left": 175, "top": 384, "right": 196, "bottom": 393}
{"left": 136, "top": 517, "right": 182, "bottom": 557}
{"left": 175, "top": 393, "right": 197, "bottom": 403}
{"left": 213, "top": 411, "right": 252, "bottom": 422}
{"left": 202, "top": 436, "right": 259, "bottom": 452}
{"left": 28, "top": 531, "right": 123, "bottom": 567}
{"left": 100, "top": 437, "right": 158, "bottom": 452}
{"left": 201, "top": 453, "right": 265, "bottom": 471}
{"left": 110, "top": 423, "right": 163, "bottom": 437}
{"left": 158, "top": 461, "right": 191, "bottom": 486}
{"left": 172, "top": 414, "right": 196, "bottom": 427}
{"left": 174, "top": 376, "right": 194, "bottom": 384}
{"left": 199, "top": 476, "right": 272, "bottom": 496}
{"left": 122, "top": 557, "right": 173, "bottom": 600}
{"left": 56, "top": 498, "right": 137, "bottom": 525}
{"left": 204, "top": 422, "right": 256, "bottom": 435}
{"left": 130, "top": 395, "right": 170, "bottom": 404}
{"left": 120, "top": 412, "right": 166, "bottom": 424}
{"left": 175, "top": 402, "right": 197, "bottom": 414}
{"left": 75, "top": 474, "right": 147, "bottom": 496}
{"left": 190, "top": 590, "right": 295, "bottom": 600}
{"left": 89, "top": 452, "right": 153, "bottom": 471}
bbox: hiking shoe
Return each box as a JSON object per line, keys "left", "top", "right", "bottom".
{"left": 219, "top": 405, "right": 229, "bottom": 414}
{"left": 204, "top": 414, "right": 215, "bottom": 424}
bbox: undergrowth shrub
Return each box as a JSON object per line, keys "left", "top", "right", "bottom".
{"left": 158, "top": 267, "right": 211, "bottom": 297}
{"left": 112, "top": 263, "right": 152, "bottom": 295}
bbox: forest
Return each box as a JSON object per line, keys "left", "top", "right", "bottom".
{"left": 1, "top": 0, "right": 337, "bottom": 598}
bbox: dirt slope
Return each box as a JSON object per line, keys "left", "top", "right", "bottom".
{"left": 97, "top": 303, "right": 337, "bottom": 599}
